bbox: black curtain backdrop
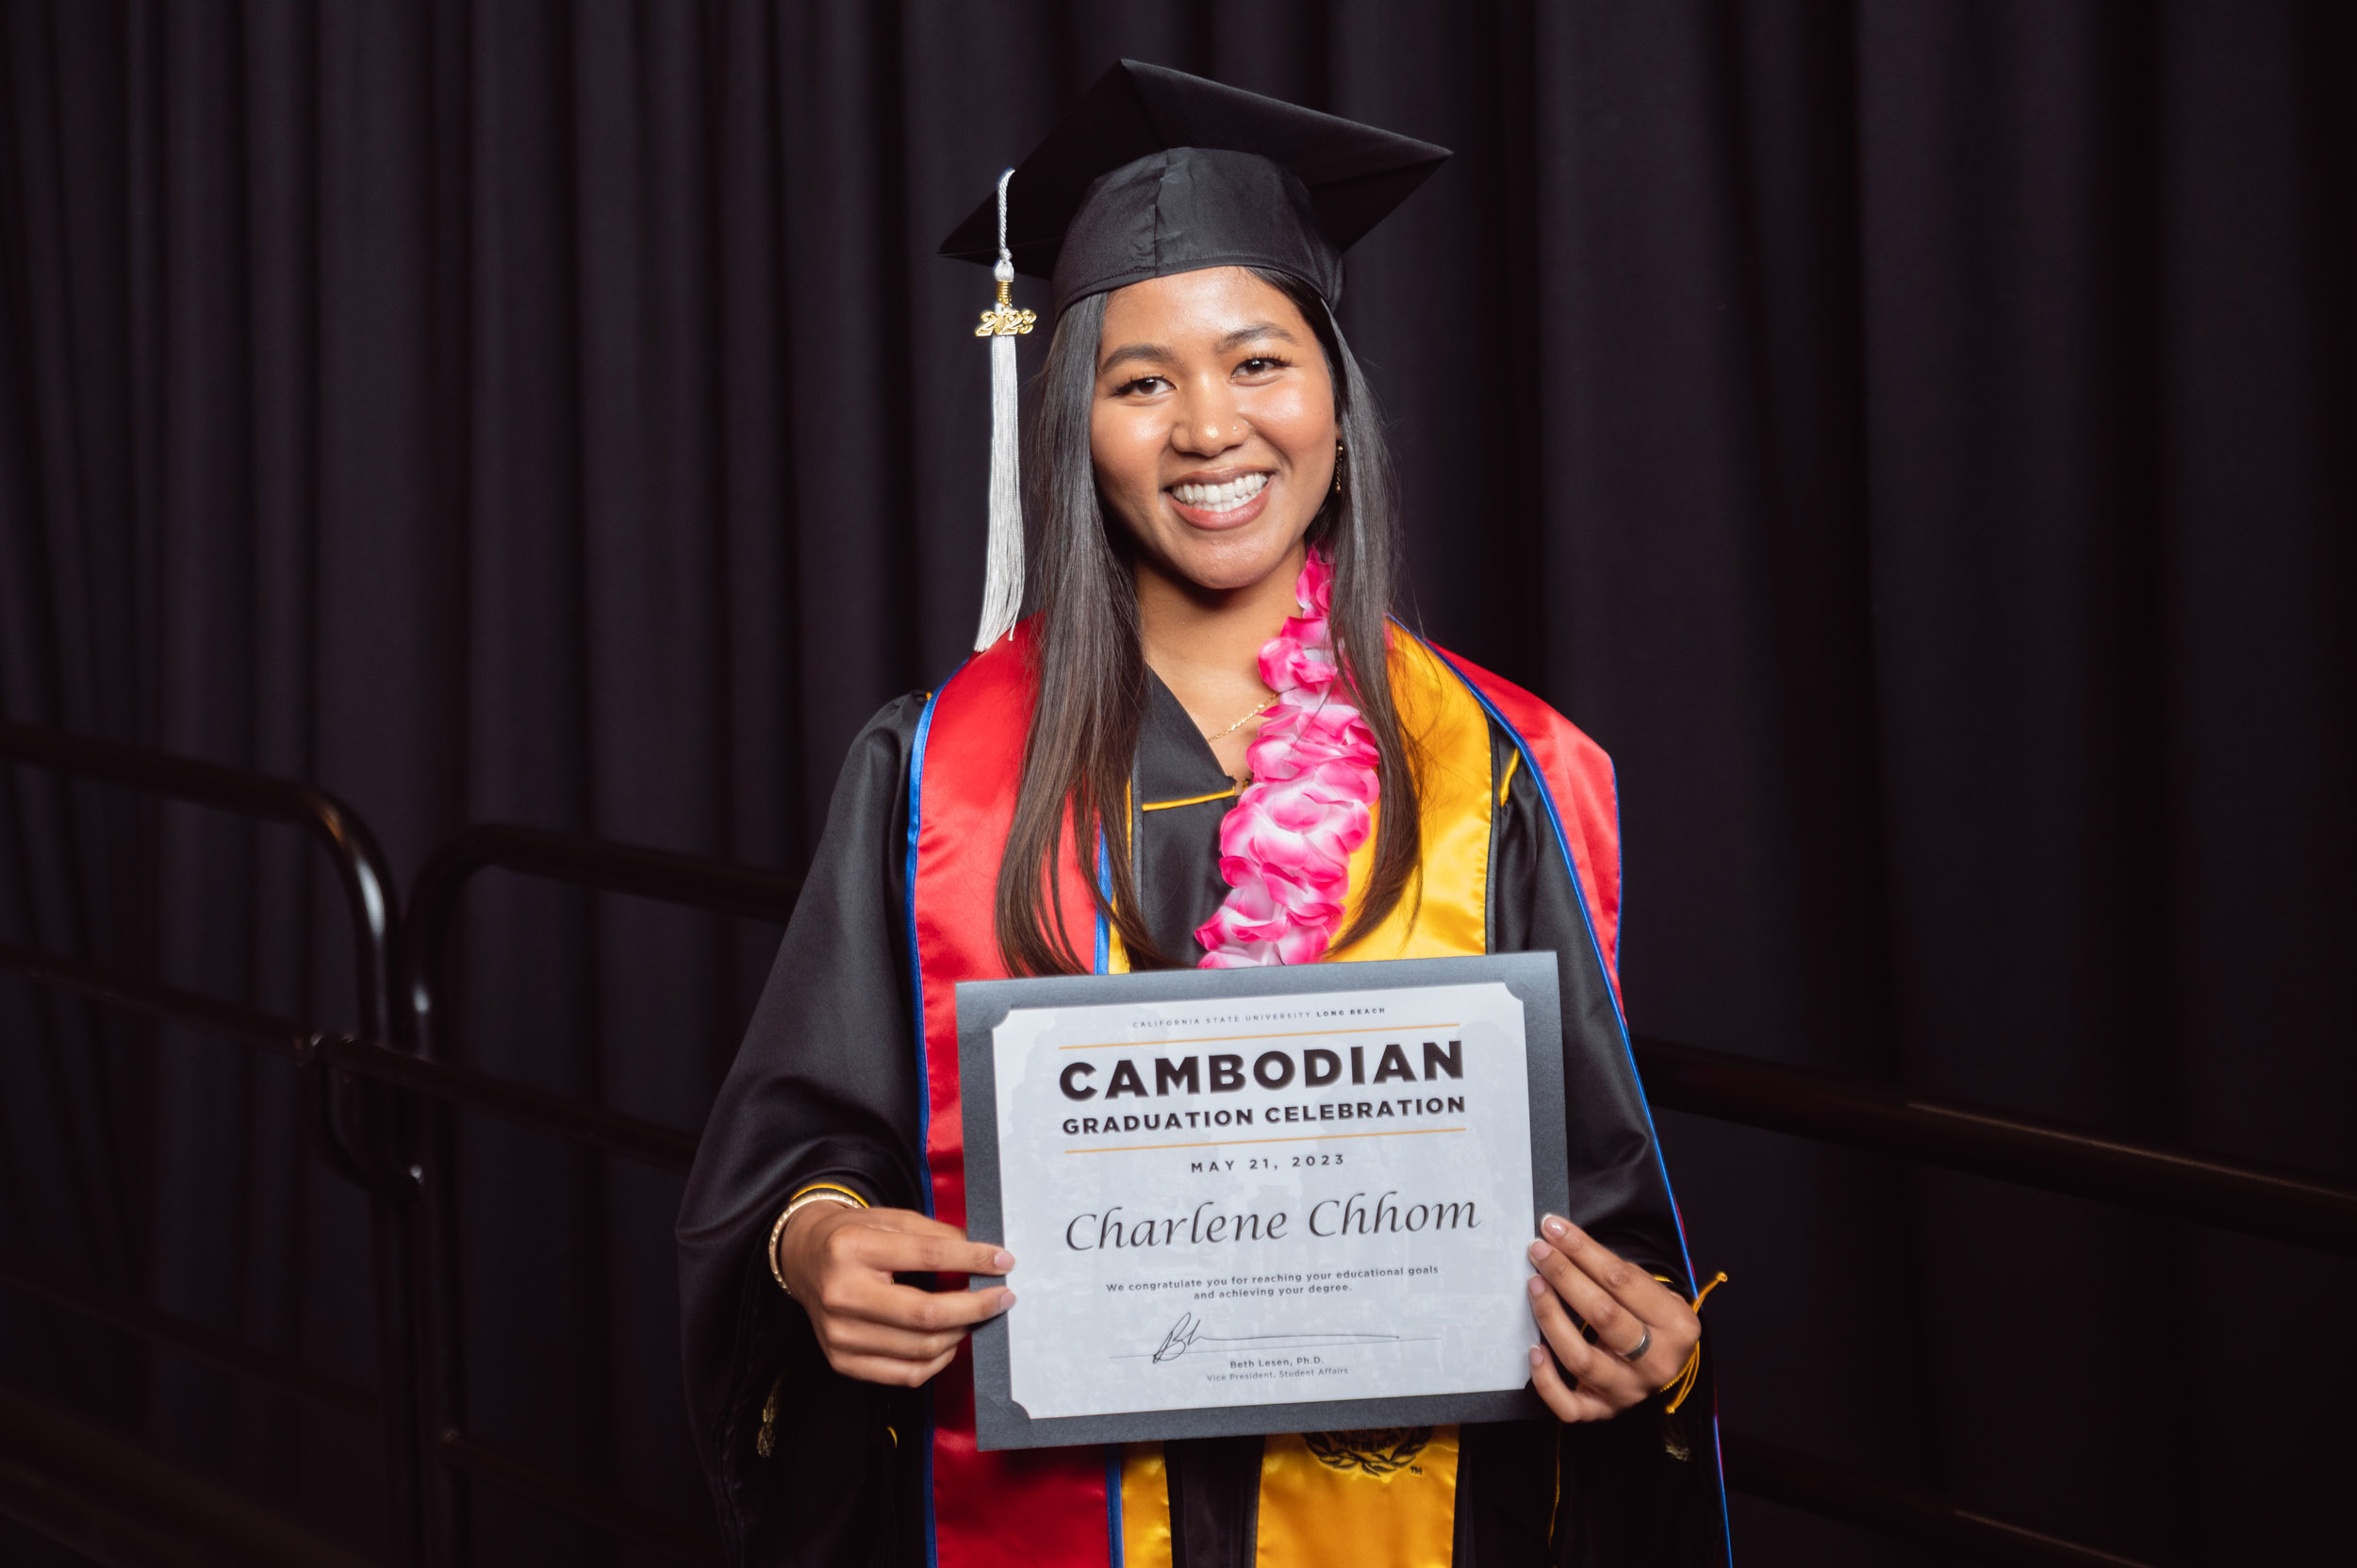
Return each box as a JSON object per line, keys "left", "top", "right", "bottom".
{"left": 2, "top": 3, "right": 2351, "bottom": 1564}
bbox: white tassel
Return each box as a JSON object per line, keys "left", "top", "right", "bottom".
{"left": 977, "top": 272, "right": 1023, "bottom": 649}
{"left": 973, "top": 170, "right": 1033, "bottom": 650}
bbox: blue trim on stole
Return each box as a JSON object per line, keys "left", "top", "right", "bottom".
{"left": 1427, "top": 643, "right": 1736, "bottom": 1565}
{"left": 1094, "top": 834, "right": 1122, "bottom": 1563}
{"left": 1103, "top": 1445, "right": 1126, "bottom": 1566}
{"left": 903, "top": 676, "right": 950, "bottom": 1568}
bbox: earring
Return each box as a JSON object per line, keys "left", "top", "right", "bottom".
{"left": 1333, "top": 440, "right": 1345, "bottom": 497}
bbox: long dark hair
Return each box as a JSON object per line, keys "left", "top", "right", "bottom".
{"left": 995, "top": 270, "right": 1422, "bottom": 975}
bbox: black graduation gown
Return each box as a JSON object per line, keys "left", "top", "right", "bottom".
{"left": 677, "top": 675, "right": 1729, "bottom": 1567}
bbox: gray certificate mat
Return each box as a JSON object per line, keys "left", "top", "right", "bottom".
{"left": 956, "top": 951, "right": 1568, "bottom": 1450}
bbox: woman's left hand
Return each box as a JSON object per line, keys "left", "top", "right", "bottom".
{"left": 1524, "top": 1213, "right": 1700, "bottom": 1423}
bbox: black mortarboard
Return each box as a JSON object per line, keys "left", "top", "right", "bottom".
{"left": 941, "top": 59, "right": 1451, "bottom": 316}
{"left": 946, "top": 62, "right": 1449, "bottom": 650}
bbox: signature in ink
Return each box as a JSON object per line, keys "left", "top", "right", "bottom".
{"left": 1153, "top": 1312, "right": 1205, "bottom": 1362}
{"left": 1135, "top": 1312, "right": 1414, "bottom": 1363}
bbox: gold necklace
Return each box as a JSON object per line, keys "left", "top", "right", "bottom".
{"left": 1202, "top": 698, "right": 1278, "bottom": 742}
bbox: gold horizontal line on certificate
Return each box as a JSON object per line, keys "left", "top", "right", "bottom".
{"left": 1057, "top": 1022, "right": 1462, "bottom": 1051}
{"left": 1065, "top": 1127, "right": 1466, "bottom": 1155}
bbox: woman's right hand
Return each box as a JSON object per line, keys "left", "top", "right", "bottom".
{"left": 776, "top": 1204, "right": 1015, "bottom": 1387}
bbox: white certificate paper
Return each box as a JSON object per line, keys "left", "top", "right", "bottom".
{"left": 958, "top": 953, "right": 1569, "bottom": 1449}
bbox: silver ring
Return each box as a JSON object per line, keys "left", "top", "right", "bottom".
{"left": 1619, "top": 1324, "right": 1653, "bottom": 1362}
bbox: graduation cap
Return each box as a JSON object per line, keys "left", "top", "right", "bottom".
{"left": 944, "top": 61, "right": 1450, "bottom": 649}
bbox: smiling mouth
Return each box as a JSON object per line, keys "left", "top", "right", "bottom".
{"left": 1167, "top": 471, "right": 1271, "bottom": 515}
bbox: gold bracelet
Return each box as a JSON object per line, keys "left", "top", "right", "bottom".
{"left": 767, "top": 1187, "right": 866, "bottom": 1296}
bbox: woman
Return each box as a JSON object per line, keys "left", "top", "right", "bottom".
{"left": 680, "top": 62, "right": 1728, "bottom": 1568}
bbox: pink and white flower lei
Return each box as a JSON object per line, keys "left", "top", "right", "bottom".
{"left": 1194, "top": 550, "right": 1380, "bottom": 967}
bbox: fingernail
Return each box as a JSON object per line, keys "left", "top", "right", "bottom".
{"left": 1541, "top": 1214, "right": 1567, "bottom": 1238}
{"left": 998, "top": 1289, "right": 1017, "bottom": 1311}
{"left": 1528, "top": 1346, "right": 1545, "bottom": 1367}
{"left": 1527, "top": 1238, "right": 1549, "bottom": 1262}
{"left": 993, "top": 1251, "right": 1014, "bottom": 1272}
{"left": 1525, "top": 1275, "right": 1546, "bottom": 1298}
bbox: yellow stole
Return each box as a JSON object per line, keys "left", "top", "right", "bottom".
{"left": 1114, "top": 635, "right": 1496, "bottom": 1568}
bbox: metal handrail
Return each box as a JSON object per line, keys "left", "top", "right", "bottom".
{"left": 404, "top": 820, "right": 803, "bottom": 1070}
{"left": 1633, "top": 1035, "right": 2357, "bottom": 1257}
{"left": 2, "top": 938, "right": 700, "bottom": 1170}
{"left": 399, "top": 820, "right": 799, "bottom": 1566}
{"left": 1722, "top": 1436, "right": 2169, "bottom": 1567}
{"left": 398, "top": 834, "right": 2357, "bottom": 1265}
{"left": 0, "top": 722, "right": 398, "bottom": 1048}
{"left": 0, "top": 929, "right": 697, "bottom": 1568}
{"left": 0, "top": 724, "right": 425, "bottom": 1560}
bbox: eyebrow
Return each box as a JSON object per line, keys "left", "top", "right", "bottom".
{"left": 1097, "top": 341, "right": 1173, "bottom": 376}
{"left": 1097, "top": 322, "right": 1302, "bottom": 378}
{"left": 1217, "top": 322, "right": 1298, "bottom": 352}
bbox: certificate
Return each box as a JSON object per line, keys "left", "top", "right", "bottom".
{"left": 956, "top": 952, "right": 1567, "bottom": 1449}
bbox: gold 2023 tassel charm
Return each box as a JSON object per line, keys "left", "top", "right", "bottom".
{"left": 976, "top": 270, "right": 1036, "bottom": 338}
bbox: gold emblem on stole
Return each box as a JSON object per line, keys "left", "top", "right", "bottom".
{"left": 1304, "top": 1427, "right": 1433, "bottom": 1477}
